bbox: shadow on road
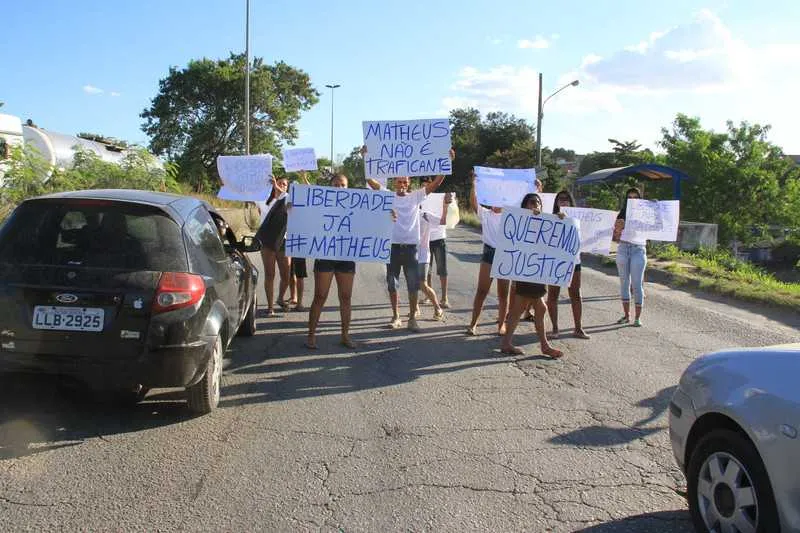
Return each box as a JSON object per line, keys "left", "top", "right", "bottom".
{"left": 219, "top": 319, "right": 520, "bottom": 408}
{"left": 573, "top": 510, "right": 692, "bottom": 532}
{"left": 548, "top": 386, "right": 676, "bottom": 447}
{"left": 0, "top": 374, "right": 193, "bottom": 461}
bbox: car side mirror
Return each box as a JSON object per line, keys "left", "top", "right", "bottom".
{"left": 236, "top": 235, "right": 262, "bottom": 253}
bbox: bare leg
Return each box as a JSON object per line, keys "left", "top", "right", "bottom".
{"left": 497, "top": 278, "right": 511, "bottom": 335}
{"left": 568, "top": 269, "right": 588, "bottom": 338}
{"left": 547, "top": 285, "right": 560, "bottom": 337}
{"left": 277, "top": 254, "right": 291, "bottom": 307}
{"left": 295, "top": 277, "right": 305, "bottom": 308}
{"left": 532, "top": 297, "right": 560, "bottom": 357}
{"left": 468, "top": 262, "right": 493, "bottom": 334}
{"left": 634, "top": 304, "right": 642, "bottom": 320}
{"left": 440, "top": 275, "right": 449, "bottom": 307}
{"left": 260, "top": 248, "right": 277, "bottom": 313}
{"left": 500, "top": 295, "right": 529, "bottom": 354}
{"left": 307, "top": 271, "right": 334, "bottom": 349}
{"left": 289, "top": 272, "right": 297, "bottom": 304}
{"left": 389, "top": 291, "right": 401, "bottom": 326}
{"left": 421, "top": 278, "right": 442, "bottom": 318}
{"left": 335, "top": 272, "right": 355, "bottom": 347}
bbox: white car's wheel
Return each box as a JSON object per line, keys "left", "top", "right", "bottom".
{"left": 186, "top": 336, "right": 222, "bottom": 414}
{"left": 687, "top": 429, "right": 779, "bottom": 533}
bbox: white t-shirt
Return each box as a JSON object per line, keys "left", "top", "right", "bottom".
{"left": 429, "top": 221, "right": 446, "bottom": 241}
{"left": 419, "top": 213, "right": 433, "bottom": 264}
{"left": 391, "top": 188, "right": 428, "bottom": 245}
{"left": 479, "top": 206, "right": 502, "bottom": 248}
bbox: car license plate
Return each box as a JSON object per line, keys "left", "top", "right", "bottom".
{"left": 32, "top": 306, "right": 104, "bottom": 332}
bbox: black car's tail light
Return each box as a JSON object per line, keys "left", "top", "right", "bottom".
{"left": 152, "top": 272, "right": 205, "bottom": 314}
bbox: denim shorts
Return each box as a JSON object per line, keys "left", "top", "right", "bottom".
{"left": 386, "top": 244, "right": 420, "bottom": 293}
{"left": 481, "top": 243, "right": 496, "bottom": 265}
{"left": 429, "top": 238, "right": 448, "bottom": 276}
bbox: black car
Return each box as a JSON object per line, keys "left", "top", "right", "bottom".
{"left": 0, "top": 189, "right": 260, "bottom": 414}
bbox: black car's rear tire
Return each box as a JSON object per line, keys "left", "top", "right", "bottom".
{"left": 687, "top": 428, "right": 779, "bottom": 533}
{"left": 238, "top": 292, "right": 257, "bottom": 337}
{"left": 186, "top": 336, "right": 222, "bottom": 414}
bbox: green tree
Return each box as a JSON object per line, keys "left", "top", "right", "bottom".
{"left": 659, "top": 113, "right": 800, "bottom": 244}
{"left": 141, "top": 53, "right": 318, "bottom": 191}
{"left": 340, "top": 147, "right": 366, "bottom": 188}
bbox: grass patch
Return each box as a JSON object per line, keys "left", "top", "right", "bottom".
{"left": 648, "top": 244, "right": 800, "bottom": 309}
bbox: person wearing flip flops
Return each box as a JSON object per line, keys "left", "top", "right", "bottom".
{"left": 612, "top": 187, "right": 647, "bottom": 327}
{"left": 256, "top": 176, "right": 292, "bottom": 317}
{"left": 500, "top": 193, "right": 564, "bottom": 359}
{"left": 365, "top": 147, "right": 453, "bottom": 333}
{"left": 466, "top": 170, "right": 512, "bottom": 337}
{"left": 305, "top": 173, "right": 360, "bottom": 350}
{"left": 547, "top": 190, "right": 590, "bottom": 340}
{"left": 416, "top": 192, "right": 450, "bottom": 322}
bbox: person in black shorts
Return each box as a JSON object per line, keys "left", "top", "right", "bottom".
{"left": 500, "top": 193, "right": 564, "bottom": 358}
{"left": 256, "top": 176, "right": 291, "bottom": 316}
{"left": 547, "top": 190, "right": 589, "bottom": 339}
{"left": 289, "top": 257, "right": 308, "bottom": 311}
{"left": 306, "top": 173, "right": 359, "bottom": 349}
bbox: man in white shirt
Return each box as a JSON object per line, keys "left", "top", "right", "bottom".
{"left": 368, "top": 174, "right": 445, "bottom": 331}
{"left": 365, "top": 150, "right": 453, "bottom": 332}
{"left": 422, "top": 178, "right": 452, "bottom": 308}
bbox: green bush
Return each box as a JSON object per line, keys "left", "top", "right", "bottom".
{"left": 771, "top": 238, "right": 800, "bottom": 267}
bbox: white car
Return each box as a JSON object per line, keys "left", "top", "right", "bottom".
{"left": 669, "top": 343, "right": 800, "bottom": 532}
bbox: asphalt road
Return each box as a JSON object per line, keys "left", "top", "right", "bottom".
{"left": 2, "top": 226, "right": 798, "bottom": 532}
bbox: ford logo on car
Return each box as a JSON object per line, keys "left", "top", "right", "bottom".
{"left": 55, "top": 294, "right": 79, "bottom": 304}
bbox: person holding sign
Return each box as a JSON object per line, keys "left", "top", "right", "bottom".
{"left": 612, "top": 187, "right": 647, "bottom": 327}
{"left": 416, "top": 194, "right": 450, "bottom": 321}
{"left": 422, "top": 178, "right": 452, "bottom": 309}
{"left": 305, "top": 173, "right": 360, "bottom": 349}
{"left": 500, "top": 193, "right": 564, "bottom": 358}
{"left": 256, "top": 176, "right": 292, "bottom": 316}
{"left": 365, "top": 148, "right": 453, "bottom": 332}
{"left": 547, "top": 191, "right": 589, "bottom": 340}
{"left": 466, "top": 171, "right": 512, "bottom": 337}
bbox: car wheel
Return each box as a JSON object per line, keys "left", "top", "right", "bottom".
{"left": 238, "top": 291, "right": 257, "bottom": 337}
{"left": 186, "top": 335, "right": 222, "bottom": 414}
{"left": 687, "top": 428, "right": 779, "bottom": 533}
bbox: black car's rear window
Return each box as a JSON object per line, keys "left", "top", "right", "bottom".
{"left": 0, "top": 199, "right": 188, "bottom": 271}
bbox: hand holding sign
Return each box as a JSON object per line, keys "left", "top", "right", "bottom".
{"left": 282, "top": 147, "right": 318, "bottom": 172}
{"left": 362, "top": 119, "right": 452, "bottom": 179}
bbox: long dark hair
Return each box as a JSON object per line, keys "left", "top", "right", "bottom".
{"left": 552, "top": 190, "right": 575, "bottom": 214}
{"left": 618, "top": 187, "right": 642, "bottom": 219}
{"left": 520, "top": 193, "right": 541, "bottom": 209}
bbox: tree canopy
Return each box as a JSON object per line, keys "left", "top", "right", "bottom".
{"left": 140, "top": 53, "right": 318, "bottom": 191}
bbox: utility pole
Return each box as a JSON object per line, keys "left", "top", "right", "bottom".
{"left": 244, "top": 0, "right": 251, "bottom": 154}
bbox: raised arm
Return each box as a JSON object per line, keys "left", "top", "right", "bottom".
{"left": 424, "top": 148, "right": 455, "bottom": 194}
{"left": 366, "top": 178, "right": 382, "bottom": 191}
{"left": 470, "top": 170, "right": 479, "bottom": 212}
{"left": 439, "top": 193, "right": 451, "bottom": 225}
{"left": 299, "top": 170, "right": 311, "bottom": 185}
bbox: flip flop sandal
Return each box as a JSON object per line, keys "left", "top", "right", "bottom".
{"left": 542, "top": 347, "right": 564, "bottom": 359}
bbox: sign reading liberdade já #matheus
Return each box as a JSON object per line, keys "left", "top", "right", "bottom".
{"left": 490, "top": 208, "right": 581, "bottom": 288}
{"left": 362, "top": 119, "right": 452, "bottom": 179}
{"left": 285, "top": 184, "right": 395, "bottom": 262}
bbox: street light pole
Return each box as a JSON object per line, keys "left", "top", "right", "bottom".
{"left": 536, "top": 75, "right": 580, "bottom": 167}
{"left": 325, "top": 83, "right": 340, "bottom": 167}
{"left": 244, "top": 0, "right": 250, "bottom": 155}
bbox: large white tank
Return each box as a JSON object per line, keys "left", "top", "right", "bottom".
{"left": 22, "top": 124, "right": 128, "bottom": 169}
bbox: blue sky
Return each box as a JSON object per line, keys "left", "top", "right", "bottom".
{"left": 3, "top": 0, "right": 800, "bottom": 162}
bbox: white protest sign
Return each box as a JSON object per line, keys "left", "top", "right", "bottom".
{"left": 421, "top": 193, "right": 445, "bottom": 217}
{"left": 286, "top": 184, "right": 395, "bottom": 262}
{"left": 474, "top": 166, "right": 537, "bottom": 207}
{"left": 539, "top": 192, "right": 556, "bottom": 215}
{"left": 282, "top": 147, "right": 318, "bottom": 172}
{"left": 490, "top": 208, "right": 581, "bottom": 288}
{"left": 216, "top": 154, "right": 273, "bottom": 201}
{"left": 363, "top": 118, "right": 452, "bottom": 179}
{"left": 622, "top": 199, "right": 680, "bottom": 242}
{"left": 562, "top": 207, "right": 618, "bottom": 256}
